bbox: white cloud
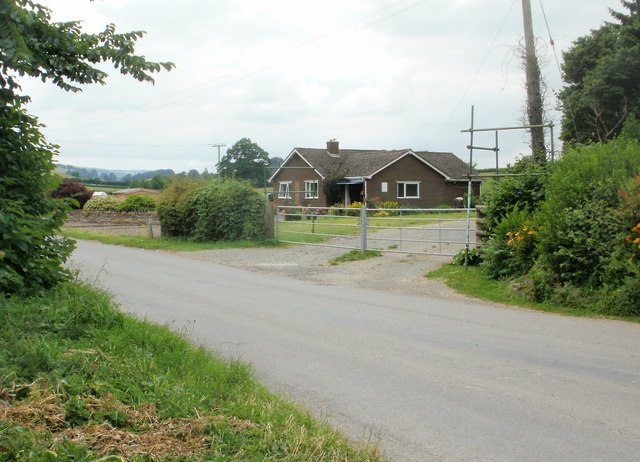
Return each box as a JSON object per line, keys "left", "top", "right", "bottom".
{"left": 19, "top": 0, "right": 621, "bottom": 172}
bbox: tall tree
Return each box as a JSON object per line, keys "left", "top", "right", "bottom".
{"left": 218, "top": 138, "right": 270, "bottom": 187}
{"left": 0, "top": 0, "right": 173, "bottom": 292}
{"left": 559, "top": 1, "right": 640, "bottom": 144}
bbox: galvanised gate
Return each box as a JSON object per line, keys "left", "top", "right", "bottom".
{"left": 275, "top": 205, "right": 476, "bottom": 257}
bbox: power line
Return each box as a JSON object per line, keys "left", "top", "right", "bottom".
{"left": 427, "top": 0, "right": 518, "bottom": 147}
{"left": 538, "top": 0, "right": 579, "bottom": 140}
{"left": 52, "top": 141, "right": 210, "bottom": 148}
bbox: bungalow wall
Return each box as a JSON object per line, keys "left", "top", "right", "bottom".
{"left": 367, "top": 155, "right": 480, "bottom": 208}
{"left": 272, "top": 154, "right": 326, "bottom": 206}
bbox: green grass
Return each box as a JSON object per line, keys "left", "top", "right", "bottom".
{"left": 329, "top": 250, "right": 383, "bottom": 265}
{"left": 82, "top": 184, "right": 123, "bottom": 193}
{"left": 0, "top": 282, "right": 386, "bottom": 461}
{"left": 427, "top": 264, "right": 640, "bottom": 322}
{"left": 62, "top": 228, "right": 275, "bottom": 251}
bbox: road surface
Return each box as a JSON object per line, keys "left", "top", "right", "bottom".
{"left": 69, "top": 240, "right": 640, "bottom": 462}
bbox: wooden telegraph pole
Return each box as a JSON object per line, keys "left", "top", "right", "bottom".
{"left": 521, "top": 0, "right": 547, "bottom": 163}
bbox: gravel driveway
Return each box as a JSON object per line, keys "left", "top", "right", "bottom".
{"left": 179, "top": 243, "right": 469, "bottom": 301}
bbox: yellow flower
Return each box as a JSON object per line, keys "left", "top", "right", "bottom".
{"left": 523, "top": 226, "right": 529, "bottom": 231}
{"left": 515, "top": 232, "right": 521, "bottom": 237}
{"left": 517, "top": 236, "right": 525, "bottom": 241}
{"left": 634, "top": 238, "right": 640, "bottom": 244}
{"left": 506, "top": 231, "right": 512, "bottom": 237}
{"left": 507, "top": 239, "right": 515, "bottom": 246}
{"left": 528, "top": 230, "right": 536, "bottom": 235}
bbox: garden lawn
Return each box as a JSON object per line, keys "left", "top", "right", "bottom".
{"left": 0, "top": 282, "right": 385, "bottom": 461}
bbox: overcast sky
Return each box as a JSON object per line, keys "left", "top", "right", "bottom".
{"left": 21, "top": 0, "right": 619, "bottom": 172}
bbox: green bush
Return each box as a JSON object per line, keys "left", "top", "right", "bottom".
{"left": 481, "top": 208, "right": 537, "bottom": 279}
{"left": 536, "top": 140, "right": 640, "bottom": 287}
{"left": 399, "top": 205, "right": 421, "bottom": 215}
{"left": 191, "top": 178, "right": 266, "bottom": 241}
{"left": 116, "top": 195, "right": 156, "bottom": 212}
{"left": 480, "top": 156, "right": 548, "bottom": 233}
{"left": 83, "top": 195, "right": 121, "bottom": 211}
{"left": 156, "top": 179, "right": 205, "bottom": 238}
{"left": 452, "top": 247, "right": 483, "bottom": 266}
{"left": 1, "top": 102, "right": 74, "bottom": 293}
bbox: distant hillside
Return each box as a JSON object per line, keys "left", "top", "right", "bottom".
{"left": 55, "top": 164, "right": 174, "bottom": 182}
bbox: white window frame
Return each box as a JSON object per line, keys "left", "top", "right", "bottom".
{"left": 278, "top": 181, "right": 292, "bottom": 199}
{"left": 304, "top": 180, "right": 319, "bottom": 199}
{"left": 381, "top": 182, "right": 388, "bottom": 193}
{"left": 397, "top": 181, "right": 420, "bottom": 199}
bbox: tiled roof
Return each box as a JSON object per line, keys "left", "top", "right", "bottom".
{"left": 414, "top": 151, "right": 473, "bottom": 179}
{"left": 288, "top": 148, "right": 474, "bottom": 180}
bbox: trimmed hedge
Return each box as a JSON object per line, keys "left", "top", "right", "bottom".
{"left": 157, "top": 178, "right": 266, "bottom": 241}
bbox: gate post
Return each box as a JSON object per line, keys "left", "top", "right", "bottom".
{"left": 360, "top": 205, "right": 367, "bottom": 252}
{"left": 264, "top": 201, "right": 276, "bottom": 240}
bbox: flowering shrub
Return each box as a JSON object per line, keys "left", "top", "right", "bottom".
{"left": 620, "top": 176, "right": 640, "bottom": 257}
{"left": 626, "top": 222, "right": 640, "bottom": 251}
{"left": 301, "top": 205, "right": 326, "bottom": 217}
{"left": 481, "top": 208, "right": 536, "bottom": 279}
{"left": 84, "top": 195, "right": 121, "bottom": 211}
{"left": 345, "top": 201, "right": 364, "bottom": 216}
{"left": 327, "top": 204, "right": 345, "bottom": 216}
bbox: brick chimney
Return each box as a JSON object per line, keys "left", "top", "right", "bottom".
{"left": 326, "top": 139, "right": 339, "bottom": 155}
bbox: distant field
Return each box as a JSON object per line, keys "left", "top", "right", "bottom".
{"left": 82, "top": 184, "right": 123, "bottom": 193}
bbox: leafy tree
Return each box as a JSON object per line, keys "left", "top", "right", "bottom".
{"left": 49, "top": 179, "right": 93, "bottom": 209}
{"left": 559, "top": 1, "right": 640, "bottom": 144}
{"left": 218, "top": 138, "right": 270, "bottom": 187}
{"left": 0, "top": 0, "right": 173, "bottom": 293}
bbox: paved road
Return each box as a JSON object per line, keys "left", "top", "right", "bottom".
{"left": 69, "top": 240, "right": 640, "bottom": 462}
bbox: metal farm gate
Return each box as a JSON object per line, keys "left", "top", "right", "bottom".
{"left": 275, "top": 205, "right": 476, "bottom": 257}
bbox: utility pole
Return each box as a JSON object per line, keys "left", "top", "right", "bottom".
{"left": 209, "top": 143, "right": 226, "bottom": 172}
{"left": 521, "top": 0, "right": 547, "bottom": 163}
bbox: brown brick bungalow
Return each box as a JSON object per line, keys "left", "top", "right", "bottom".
{"left": 269, "top": 140, "right": 482, "bottom": 208}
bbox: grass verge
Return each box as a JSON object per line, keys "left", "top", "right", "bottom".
{"left": 330, "top": 250, "right": 383, "bottom": 266}
{"left": 62, "top": 228, "right": 276, "bottom": 252}
{"left": 0, "top": 282, "right": 385, "bottom": 461}
{"left": 427, "top": 264, "right": 640, "bottom": 321}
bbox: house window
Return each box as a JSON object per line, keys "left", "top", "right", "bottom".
{"left": 397, "top": 181, "right": 420, "bottom": 199}
{"left": 381, "top": 182, "right": 388, "bottom": 193}
{"left": 304, "top": 180, "right": 318, "bottom": 199}
{"left": 278, "top": 181, "right": 292, "bottom": 199}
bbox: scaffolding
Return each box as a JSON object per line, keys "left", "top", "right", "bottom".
{"left": 459, "top": 105, "right": 555, "bottom": 267}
